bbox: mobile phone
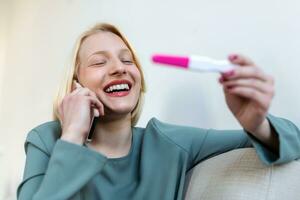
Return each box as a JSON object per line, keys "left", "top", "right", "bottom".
{"left": 74, "top": 80, "right": 99, "bottom": 143}
{"left": 86, "top": 117, "right": 98, "bottom": 143}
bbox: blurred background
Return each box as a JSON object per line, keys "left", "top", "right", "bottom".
{"left": 0, "top": 0, "right": 299, "bottom": 199}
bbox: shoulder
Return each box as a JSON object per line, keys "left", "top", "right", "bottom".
{"left": 25, "top": 120, "right": 61, "bottom": 156}
{"left": 144, "top": 117, "right": 208, "bottom": 150}
{"left": 146, "top": 117, "right": 207, "bottom": 136}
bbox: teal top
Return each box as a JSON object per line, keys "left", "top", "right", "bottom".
{"left": 17, "top": 115, "right": 300, "bottom": 200}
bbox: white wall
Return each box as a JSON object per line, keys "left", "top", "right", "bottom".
{"left": 1, "top": 0, "right": 300, "bottom": 199}
{"left": 0, "top": 0, "right": 12, "bottom": 198}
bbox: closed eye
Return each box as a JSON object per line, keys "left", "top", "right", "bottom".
{"left": 122, "top": 60, "right": 133, "bottom": 64}
{"left": 91, "top": 62, "right": 106, "bottom": 67}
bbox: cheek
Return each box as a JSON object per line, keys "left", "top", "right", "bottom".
{"left": 131, "top": 67, "right": 142, "bottom": 84}
{"left": 80, "top": 68, "right": 106, "bottom": 88}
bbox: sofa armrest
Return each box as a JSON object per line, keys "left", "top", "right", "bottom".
{"left": 184, "top": 148, "right": 300, "bottom": 200}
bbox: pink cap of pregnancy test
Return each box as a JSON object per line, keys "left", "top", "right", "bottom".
{"left": 151, "top": 54, "right": 189, "bottom": 69}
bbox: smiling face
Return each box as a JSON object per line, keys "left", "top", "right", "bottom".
{"left": 77, "top": 31, "right": 142, "bottom": 119}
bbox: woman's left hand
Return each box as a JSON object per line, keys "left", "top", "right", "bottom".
{"left": 219, "top": 54, "right": 275, "bottom": 133}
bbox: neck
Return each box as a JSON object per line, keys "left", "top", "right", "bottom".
{"left": 89, "top": 114, "right": 133, "bottom": 157}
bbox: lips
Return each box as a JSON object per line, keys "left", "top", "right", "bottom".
{"left": 103, "top": 79, "right": 132, "bottom": 92}
{"left": 105, "top": 91, "right": 130, "bottom": 97}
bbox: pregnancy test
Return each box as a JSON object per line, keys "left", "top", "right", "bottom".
{"left": 152, "top": 54, "right": 235, "bottom": 73}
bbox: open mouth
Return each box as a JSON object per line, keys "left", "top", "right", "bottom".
{"left": 104, "top": 83, "right": 131, "bottom": 93}
{"left": 103, "top": 79, "right": 133, "bottom": 97}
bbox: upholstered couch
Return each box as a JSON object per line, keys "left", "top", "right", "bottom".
{"left": 184, "top": 148, "right": 300, "bottom": 200}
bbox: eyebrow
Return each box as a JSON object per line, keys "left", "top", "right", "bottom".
{"left": 87, "top": 50, "right": 109, "bottom": 60}
{"left": 87, "top": 48, "right": 132, "bottom": 60}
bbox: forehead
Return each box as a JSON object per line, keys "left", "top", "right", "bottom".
{"left": 79, "top": 31, "right": 129, "bottom": 60}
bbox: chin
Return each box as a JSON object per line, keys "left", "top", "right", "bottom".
{"left": 106, "top": 104, "right": 134, "bottom": 115}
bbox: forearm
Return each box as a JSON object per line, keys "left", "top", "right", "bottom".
{"left": 18, "top": 140, "right": 107, "bottom": 200}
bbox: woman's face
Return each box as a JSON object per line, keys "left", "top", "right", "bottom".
{"left": 77, "top": 31, "right": 142, "bottom": 118}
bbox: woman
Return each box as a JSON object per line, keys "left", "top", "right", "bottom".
{"left": 17, "top": 23, "right": 300, "bottom": 200}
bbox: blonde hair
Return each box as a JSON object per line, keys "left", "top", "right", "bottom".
{"left": 52, "top": 23, "right": 146, "bottom": 126}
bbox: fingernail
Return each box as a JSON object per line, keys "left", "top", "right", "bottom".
{"left": 94, "top": 109, "right": 99, "bottom": 117}
{"left": 223, "top": 70, "right": 235, "bottom": 77}
{"left": 229, "top": 54, "right": 238, "bottom": 61}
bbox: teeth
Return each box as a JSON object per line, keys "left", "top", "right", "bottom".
{"left": 105, "top": 84, "right": 130, "bottom": 93}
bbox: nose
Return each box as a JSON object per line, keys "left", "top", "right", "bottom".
{"left": 109, "top": 59, "right": 127, "bottom": 76}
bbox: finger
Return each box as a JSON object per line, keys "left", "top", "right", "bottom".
{"left": 71, "top": 87, "right": 85, "bottom": 96}
{"left": 75, "top": 88, "right": 92, "bottom": 96}
{"left": 221, "top": 78, "right": 273, "bottom": 94}
{"left": 71, "top": 81, "right": 81, "bottom": 95}
{"left": 78, "top": 89, "right": 104, "bottom": 113}
{"left": 85, "top": 96, "right": 105, "bottom": 116}
{"left": 71, "top": 87, "right": 82, "bottom": 96}
{"left": 89, "top": 97, "right": 102, "bottom": 117}
{"left": 221, "top": 66, "right": 268, "bottom": 82}
{"left": 72, "top": 80, "right": 81, "bottom": 91}
{"left": 73, "top": 87, "right": 97, "bottom": 98}
{"left": 93, "top": 107, "right": 100, "bottom": 117}
{"left": 225, "top": 86, "right": 271, "bottom": 110}
{"left": 72, "top": 80, "right": 76, "bottom": 91}
{"left": 97, "top": 101, "right": 105, "bottom": 116}
{"left": 74, "top": 80, "right": 83, "bottom": 88}
{"left": 71, "top": 83, "right": 76, "bottom": 91}
{"left": 72, "top": 81, "right": 95, "bottom": 97}
{"left": 89, "top": 93, "right": 105, "bottom": 116}
{"left": 72, "top": 85, "right": 105, "bottom": 116}
{"left": 90, "top": 100, "right": 101, "bottom": 117}
{"left": 228, "top": 54, "right": 256, "bottom": 66}
{"left": 72, "top": 80, "right": 84, "bottom": 94}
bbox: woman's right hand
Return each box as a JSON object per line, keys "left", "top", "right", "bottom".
{"left": 59, "top": 80, "right": 105, "bottom": 145}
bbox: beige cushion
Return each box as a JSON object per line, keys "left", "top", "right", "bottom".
{"left": 184, "top": 148, "right": 300, "bottom": 200}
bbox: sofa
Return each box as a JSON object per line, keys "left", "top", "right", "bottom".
{"left": 2, "top": 148, "right": 300, "bottom": 199}
{"left": 184, "top": 148, "right": 300, "bottom": 200}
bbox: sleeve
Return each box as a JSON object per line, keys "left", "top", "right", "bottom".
{"left": 17, "top": 130, "right": 108, "bottom": 200}
{"left": 247, "top": 114, "right": 300, "bottom": 165}
{"left": 192, "top": 114, "right": 300, "bottom": 167}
